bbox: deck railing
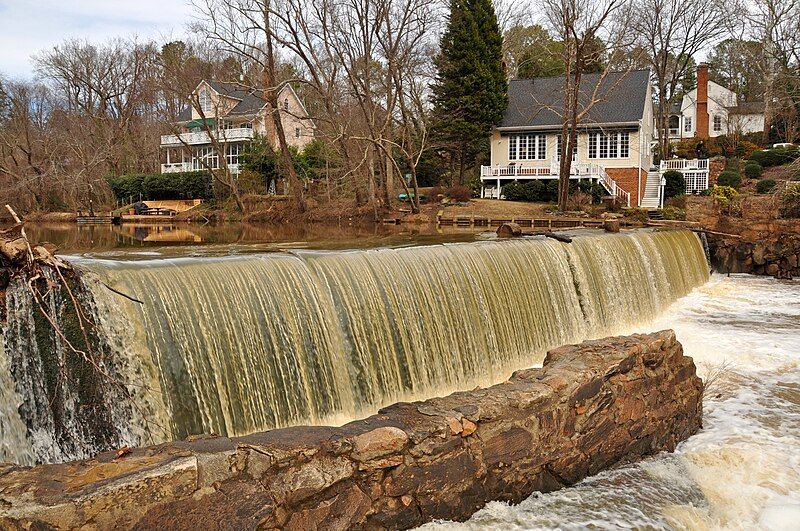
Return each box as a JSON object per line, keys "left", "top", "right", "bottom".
{"left": 480, "top": 162, "right": 630, "bottom": 207}
{"left": 660, "top": 159, "right": 709, "bottom": 193}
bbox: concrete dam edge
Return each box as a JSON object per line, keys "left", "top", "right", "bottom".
{"left": 0, "top": 330, "right": 703, "bottom": 530}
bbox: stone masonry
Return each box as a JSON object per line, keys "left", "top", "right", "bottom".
{"left": 0, "top": 331, "right": 703, "bottom": 530}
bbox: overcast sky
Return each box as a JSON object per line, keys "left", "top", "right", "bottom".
{"left": 0, "top": 0, "right": 193, "bottom": 80}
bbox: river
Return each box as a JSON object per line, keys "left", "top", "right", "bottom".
{"left": 422, "top": 275, "right": 800, "bottom": 530}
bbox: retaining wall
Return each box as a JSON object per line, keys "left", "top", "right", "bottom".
{"left": 0, "top": 330, "right": 703, "bottom": 530}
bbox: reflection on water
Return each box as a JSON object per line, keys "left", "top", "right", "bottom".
{"left": 19, "top": 222, "right": 490, "bottom": 257}
{"left": 423, "top": 275, "right": 800, "bottom": 530}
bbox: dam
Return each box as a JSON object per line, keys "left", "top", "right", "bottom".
{"left": 0, "top": 229, "right": 709, "bottom": 465}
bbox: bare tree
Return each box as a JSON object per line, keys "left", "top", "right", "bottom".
{"left": 631, "top": 0, "right": 725, "bottom": 157}
{"left": 542, "top": 0, "right": 636, "bottom": 210}
{"left": 730, "top": 0, "right": 800, "bottom": 142}
{"left": 191, "top": 0, "right": 307, "bottom": 211}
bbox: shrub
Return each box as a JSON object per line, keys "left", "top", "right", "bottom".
{"left": 744, "top": 162, "right": 763, "bottom": 179}
{"left": 445, "top": 184, "right": 472, "bottom": 202}
{"left": 780, "top": 182, "right": 800, "bottom": 218}
{"left": 662, "top": 206, "right": 686, "bottom": 220}
{"left": 545, "top": 180, "right": 560, "bottom": 202}
{"left": 663, "top": 170, "right": 686, "bottom": 199}
{"left": 502, "top": 180, "right": 550, "bottom": 202}
{"left": 501, "top": 181, "right": 526, "bottom": 201}
{"left": 707, "top": 185, "right": 739, "bottom": 207}
{"left": 106, "top": 171, "right": 213, "bottom": 202}
{"left": 748, "top": 146, "right": 800, "bottom": 167}
{"left": 717, "top": 170, "right": 742, "bottom": 189}
{"left": 756, "top": 179, "right": 777, "bottom": 194}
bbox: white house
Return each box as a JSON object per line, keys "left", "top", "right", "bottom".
{"left": 483, "top": 69, "right": 656, "bottom": 207}
{"left": 160, "top": 80, "right": 315, "bottom": 175}
{"left": 667, "top": 63, "right": 765, "bottom": 140}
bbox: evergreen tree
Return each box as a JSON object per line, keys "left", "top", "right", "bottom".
{"left": 431, "top": 0, "right": 507, "bottom": 184}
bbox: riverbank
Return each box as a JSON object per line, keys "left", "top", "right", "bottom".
{"left": 0, "top": 331, "right": 702, "bottom": 530}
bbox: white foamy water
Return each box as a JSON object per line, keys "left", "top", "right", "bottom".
{"left": 422, "top": 275, "right": 800, "bottom": 530}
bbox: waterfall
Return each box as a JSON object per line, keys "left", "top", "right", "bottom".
{"left": 1, "top": 229, "right": 709, "bottom": 464}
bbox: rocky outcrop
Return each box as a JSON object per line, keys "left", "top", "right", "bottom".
{"left": 685, "top": 196, "right": 800, "bottom": 279}
{"left": 0, "top": 331, "right": 703, "bottom": 530}
{"left": 707, "top": 232, "right": 800, "bottom": 279}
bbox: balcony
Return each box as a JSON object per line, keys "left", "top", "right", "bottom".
{"left": 161, "top": 162, "right": 241, "bottom": 175}
{"left": 160, "top": 127, "right": 254, "bottom": 147}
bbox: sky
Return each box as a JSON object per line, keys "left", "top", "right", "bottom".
{"left": 0, "top": 0, "right": 193, "bottom": 80}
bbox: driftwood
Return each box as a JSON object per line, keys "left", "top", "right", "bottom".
{"left": 538, "top": 231, "right": 573, "bottom": 243}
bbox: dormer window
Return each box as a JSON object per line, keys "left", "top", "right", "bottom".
{"left": 284, "top": 98, "right": 289, "bottom": 111}
{"left": 199, "top": 89, "right": 212, "bottom": 114}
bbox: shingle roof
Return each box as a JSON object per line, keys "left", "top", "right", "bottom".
{"left": 207, "top": 80, "right": 267, "bottom": 116}
{"left": 500, "top": 69, "right": 651, "bottom": 129}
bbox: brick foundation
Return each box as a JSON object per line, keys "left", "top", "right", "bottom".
{"left": 605, "top": 167, "right": 647, "bottom": 207}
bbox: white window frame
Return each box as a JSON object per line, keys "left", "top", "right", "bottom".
{"left": 283, "top": 98, "right": 290, "bottom": 111}
{"left": 198, "top": 89, "right": 213, "bottom": 114}
{"left": 226, "top": 144, "right": 241, "bottom": 167}
{"left": 556, "top": 135, "right": 577, "bottom": 161}
{"left": 508, "top": 133, "right": 546, "bottom": 161}
{"left": 713, "top": 115, "right": 722, "bottom": 132}
{"left": 588, "top": 131, "right": 630, "bottom": 159}
{"left": 684, "top": 116, "right": 692, "bottom": 133}
{"left": 295, "top": 127, "right": 301, "bottom": 138}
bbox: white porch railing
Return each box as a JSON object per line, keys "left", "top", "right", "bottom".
{"left": 660, "top": 158, "right": 709, "bottom": 171}
{"left": 660, "top": 159, "right": 709, "bottom": 193}
{"left": 480, "top": 162, "right": 630, "bottom": 207}
{"left": 160, "top": 127, "right": 254, "bottom": 147}
{"left": 161, "top": 162, "right": 193, "bottom": 173}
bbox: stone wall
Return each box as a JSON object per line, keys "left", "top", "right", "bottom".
{"left": 685, "top": 196, "right": 800, "bottom": 278}
{"left": 0, "top": 331, "right": 703, "bottom": 530}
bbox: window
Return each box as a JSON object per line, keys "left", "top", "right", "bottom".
{"left": 588, "top": 131, "right": 629, "bottom": 159}
{"left": 198, "top": 89, "right": 213, "bottom": 114}
{"left": 508, "top": 133, "right": 546, "bottom": 160}
{"left": 284, "top": 98, "right": 290, "bottom": 111}
{"left": 556, "top": 135, "right": 577, "bottom": 161}
{"left": 295, "top": 127, "right": 301, "bottom": 138}
{"left": 684, "top": 116, "right": 692, "bottom": 133}
{"left": 193, "top": 146, "right": 218, "bottom": 170}
{"left": 713, "top": 115, "right": 722, "bottom": 132}
{"left": 226, "top": 144, "right": 241, "bottom": 167}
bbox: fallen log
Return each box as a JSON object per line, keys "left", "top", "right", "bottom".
{"left": 497, "top": 222, "right": 523, "bottom": 237}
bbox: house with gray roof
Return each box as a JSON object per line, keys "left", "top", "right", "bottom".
{"left": 666, "top": 63, "right": 765, "bottom": 141}
{"left": 160, "top": 80, "right": 314, "bottom": 176}
{"left": 483, "top": 69, "right": 656, "bottom": 207}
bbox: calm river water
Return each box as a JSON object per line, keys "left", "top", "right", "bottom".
{"left": 423, "top": 275, "right": 800, "bottom": 530}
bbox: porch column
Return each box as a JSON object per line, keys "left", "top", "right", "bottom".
{"left": 496, "top": 178, "right": 500, "bottom": 199}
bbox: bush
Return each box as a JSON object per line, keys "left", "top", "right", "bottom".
{"left": 662, "top": 206, "right": 686, "bottom": 220}
{"left": 756, "top": 179, "right": 777, "bottom": 194}
{"left": 502, "top": 180, "right": 551, "bottom": 202}
{"left": 445, "top": 184, "right": 472, "bottom": 202}
{"left": 106, "top": 171, "right": 213, "bottom": 202}
{"left": 707, "top": 185, "right": 739, "bottom": 207}
{"left": 748, "top": 147, "right": 800, "bottom": 167}
{"left": 780, "top": 182, "right": 800, "bottom": 218}
{"left": 663, "top": 170, "right": 686, "bottom": 199}
{"left": 744, "top": 162, "right": 763, "bottom": 179}
{"left": 717, "top": 170, "right": 742, "bottom": 189}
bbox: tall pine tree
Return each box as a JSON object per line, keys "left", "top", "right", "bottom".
{"left": 432, "top": 0, "right": 507, "bottom": 184}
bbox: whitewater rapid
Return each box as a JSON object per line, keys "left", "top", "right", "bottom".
{"left": 422, "top": 275, "right": 800, "bottom": 530}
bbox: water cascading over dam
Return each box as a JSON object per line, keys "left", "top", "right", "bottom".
{"left": 0, "top": 230, "right": 709, "bottom": 464}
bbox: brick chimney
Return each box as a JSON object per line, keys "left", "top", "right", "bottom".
{"left": 695, "top": 62, "right": 709, "bottom": 139}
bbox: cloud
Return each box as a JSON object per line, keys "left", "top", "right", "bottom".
{"left": 0, "top": 0, "right": 193, "bottom": 79}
